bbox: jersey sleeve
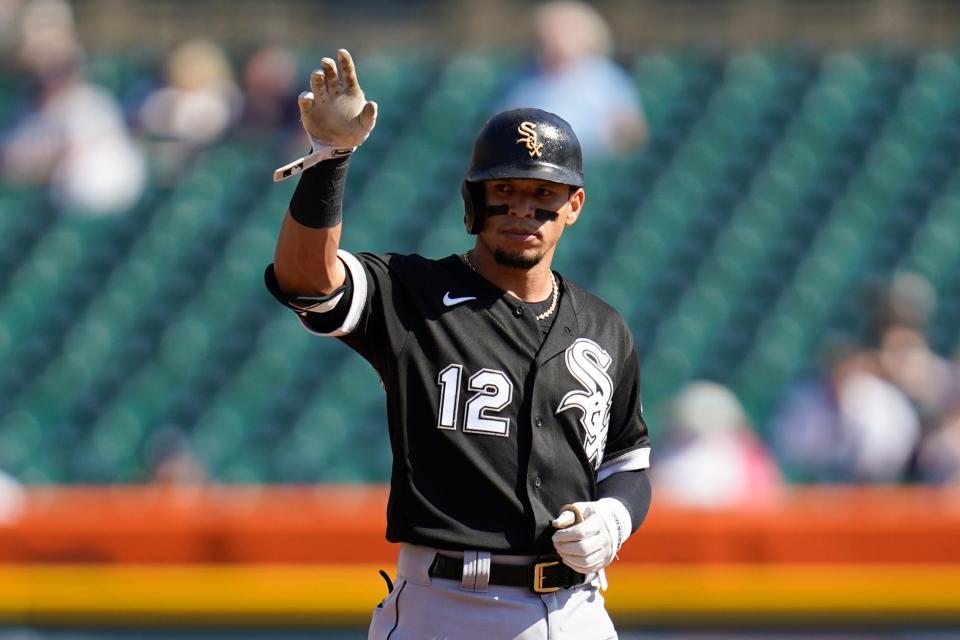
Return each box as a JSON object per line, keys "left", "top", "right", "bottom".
{"left": 264, "top": 250, "right": 408, "bottom": 374}
{"left": 263, "top": 250, "right": 362, "bottom": 336}
{"left": 334, "top": 251, "right": 410, "bottom": 370}
{"left": 298, "top": 250, "right": 369, "bottom": 338}
{"left": 597, "top": 344, "right": 651, "bottom": 482}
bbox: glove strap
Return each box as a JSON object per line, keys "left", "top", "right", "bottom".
{"left": 273, "top": 138, "right": 357, "bottom": 182}
{"left": 597, "top": 497, "right": 632, "bottom": 551}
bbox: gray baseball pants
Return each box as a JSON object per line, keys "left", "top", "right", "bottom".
{"left": 368, "top": 543, "right": 617, "bottom": 640}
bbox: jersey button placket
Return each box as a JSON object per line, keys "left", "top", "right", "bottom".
{"left": 535, "top": 476, "right": 542, "bottom": 488}
{"left": 535, "top": 416, "right": 543, "bottom": 428}
{"left": 514, "top": 306, "right": 524, "bottom": 317}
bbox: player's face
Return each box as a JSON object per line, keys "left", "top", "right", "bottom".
{"left": 479, "top": 178, "right": 584, "bottom": 269}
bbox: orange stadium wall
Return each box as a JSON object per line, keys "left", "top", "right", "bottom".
{"left": 0, "top": 485, "right": 959, "bottom": 627}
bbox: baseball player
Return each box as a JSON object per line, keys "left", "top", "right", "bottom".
{"left": 265, "top": 49, "right": 652, "bottom": 640}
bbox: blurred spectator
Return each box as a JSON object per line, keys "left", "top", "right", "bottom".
{"left": 499, "top": 0, "right": 647, "bottom": 158}
{"left": 0, "top": 468, "right": 26, "bottom": 524}
{"left": 652, "top": 381, "right": 782, "bottom": 508}
{"left": 1, "top": 0, "right": 146, "bottom": 214}
{"left": 770, "top": 342, "right": 921, "bottom": 483}
{"left": 916, "top": 405, "right": 960, "bottom": 485}
{"left": 143, "top": 426, "right": 208, "bottom": 486}
{"left": 865, "top": 270, "right": 937, "bottom": 345}
{"left": 138, "top": 38, "right": 240, "bottom": 177}
{"left": 877, "top": 325, "right": 960, "bottom": 432}
{"left": 237, "top": 44, "right": 301, "bottom": 132}
{"left": 857, "top": 271, "right": 960, "bottom": 483}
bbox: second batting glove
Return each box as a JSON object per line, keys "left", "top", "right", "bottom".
{"left": 550, "top": 498, "right": 632, "bottom": 574}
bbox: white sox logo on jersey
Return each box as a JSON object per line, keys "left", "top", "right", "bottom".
{"left": 557, "top": 338, "right": 614, "bottom": 469}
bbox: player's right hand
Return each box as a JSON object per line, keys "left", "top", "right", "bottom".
{"left": 299, "top": 49, "right": 377, "bottom": 149}
{"left": 550, "top": 498, "right": 632, "bottom": 574}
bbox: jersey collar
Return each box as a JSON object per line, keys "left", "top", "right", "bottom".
{"left": 447, "top": 254, "right": 582, "bottom": 365}
{"left": 535, "top": 273, "right": 581, "bottom": 366}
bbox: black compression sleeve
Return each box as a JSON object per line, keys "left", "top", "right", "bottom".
{"left": 597, "top": 469, "right": 652, "bottom": 534}
{"left": 288, "top": 155, "right": 351, "bottom": 228}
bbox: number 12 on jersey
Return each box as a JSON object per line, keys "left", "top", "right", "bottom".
{"left": 436, "top": 364, "right": 514, "bottom": 437}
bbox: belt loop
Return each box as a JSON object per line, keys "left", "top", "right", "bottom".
{"left": 460, "top": 551, "right": 479, "bottom": 591}
{"left": 474, "top": 551, "right": 491, "bottom": 592}
{"left": 397, "top": 543, "right": 434, "bottom": 586}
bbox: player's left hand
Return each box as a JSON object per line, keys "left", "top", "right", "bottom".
{"left": 550, "top": 498, "right": 632, "bottom": 574}
{"left": 273, "top": 48, "right": 377, "bottom": 181}
{"left": 298, "top": 48, "right": 377, "bottom": 149}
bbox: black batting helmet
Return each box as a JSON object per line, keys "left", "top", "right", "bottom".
{"left": 462, "top": 108, "right": 583, "bottom": 234}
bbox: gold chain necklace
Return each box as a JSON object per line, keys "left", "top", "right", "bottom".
{"left": 462, "top": 251, "right": 559, "bottom": 321}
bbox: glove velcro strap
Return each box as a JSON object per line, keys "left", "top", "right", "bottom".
{"left": 273, "top": 143, "right": 356, "bottom": 182}
{"left": 597, "top": 497, "right": 632, "bottom": 551}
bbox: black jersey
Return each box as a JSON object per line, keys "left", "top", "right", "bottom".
{"left": 267, "top": 251, "right": 650, "bottom": 554}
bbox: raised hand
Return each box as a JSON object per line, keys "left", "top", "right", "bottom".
{"left": 299, "top": 49, "right": 377, "bottom": 147}
{"left": 274, "top": 49, "right": 377, "bottom": 182}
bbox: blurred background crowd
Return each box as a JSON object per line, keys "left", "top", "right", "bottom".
{"left": 2, "top": 0, "right": 960, "bottom": 512}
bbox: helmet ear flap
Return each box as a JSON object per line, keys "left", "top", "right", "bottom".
{"left": 462, "top": 181, "right": 485, "bottom": 234}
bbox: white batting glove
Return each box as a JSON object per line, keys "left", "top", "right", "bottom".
{"left": 274, "top": 49, "right": 378, "bottom": 182}
{"left": 550, "top": 498, "right": 632, "bottom": 574}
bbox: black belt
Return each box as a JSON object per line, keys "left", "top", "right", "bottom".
{"left": 428, "top": 554, "right": 587, "bottom": 593}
